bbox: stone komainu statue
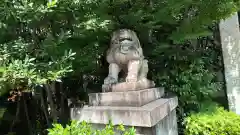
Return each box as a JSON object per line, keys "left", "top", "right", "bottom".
{"left": 102, "top": 29, "right": 155, "bottom": 92}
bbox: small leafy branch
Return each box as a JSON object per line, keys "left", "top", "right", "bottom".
{"left": 47, "top": 120, "right": 136, "bottom": 135}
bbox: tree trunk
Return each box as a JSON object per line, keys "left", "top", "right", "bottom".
{"left": 23, "top": 95, "right": 32, "bottom": 135}
{"left": 45, "top": 83, "right": 58, "bottom": 122}
{"left": 40, "top": 89, "right": 50, "bottom": 126}
{"left": 10, "top": 99, "right": 20, "bottom": 132}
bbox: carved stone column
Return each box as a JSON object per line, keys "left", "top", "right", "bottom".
{"left": 219, "top": 12, "right": 240, "bottom": 114}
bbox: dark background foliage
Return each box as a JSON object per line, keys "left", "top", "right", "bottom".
{"left": 0, "top": 0, "right": 239, "bottom": 134}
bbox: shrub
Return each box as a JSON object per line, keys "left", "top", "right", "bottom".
{"left": 152, "top": 54, "right": 223, "bottom": 134}
{"left": 184, "top": 103, "right": 240, "bottom": 135}
{"left": 47, "top": 120, "right": 136, "bottom": 135}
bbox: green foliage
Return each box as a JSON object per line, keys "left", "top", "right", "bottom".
{"left": 0, "top": 0, "right": 237, "bottom": 134}
{"left": 109, "top": 0, "right": 240, "bottom": 43}
{"left": 0, "top": 39, "right": 75, "bottom": 95}
{"left": 0, "top": 0, "right": 238, "bottom": 74}
{"left": 151, "top": 39, "right": 223, "bottom": 134}
{"left": 156, "top": 58, "right": 221, "bottom": 109}
{"left": 184, "top": 103, "right": 240, "bottom": 135}
{"left": 47, "top": 120, "right": 136, "bottom": 135}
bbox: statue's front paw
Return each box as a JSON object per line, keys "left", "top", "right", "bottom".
{"left": 126, "top": 75, "right": 138, "bottom": 82}
{"left": 102, "top": 84, "right": 112, "bottom": 92}
{"left": 104, "top": 76, "right": 117, "bottom": 85}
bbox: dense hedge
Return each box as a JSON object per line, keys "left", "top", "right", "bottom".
{"left": 184, "top": 103, "right": 240, "bottom": 135}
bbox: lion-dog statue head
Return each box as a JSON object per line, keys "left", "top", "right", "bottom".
{"left": 106, "top": 29, "right": 144, "bottom": 66}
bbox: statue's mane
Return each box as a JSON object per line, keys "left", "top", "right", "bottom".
{"left": 110, "top": 29, "right": 141, "bottom": 48}
{"left": 106, "top": 29, "right": 144, "bottom": 64}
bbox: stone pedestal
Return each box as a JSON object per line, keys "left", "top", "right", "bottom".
{"left": 70, "top": 87, "right": 178, "bottom": 135}
{"left": 111, "top": 79, "right": 155, "bottom": 92}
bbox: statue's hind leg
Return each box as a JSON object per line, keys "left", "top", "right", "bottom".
{"left": 138, "top": 59, "right": 149, "bottom": 80}
{"left": 138, "top": 59, "right": 155, "bottom": 87}
{"left": 126, "top": 60, "right": 141, "bottom": 82}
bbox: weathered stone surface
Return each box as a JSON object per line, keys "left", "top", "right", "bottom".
{"left": 219, "top": 12, "right": 240, "bottom": 114}
{"left": 89, "top": 87, "right": 164, "bottom": 107}
{"left": 89, "top": 110, "right": 178, "bottom": 135}
{"left": 102, "top": 29, "right": 155, "bottom": 92}
{"left": 111, "top": 79, "right": 155, "bottom": 92}
{"left": 70, "top": 96, "right": 178, "bottom": 127}
{"left": 155, "top": 109, "right": 178, "bottom": 135}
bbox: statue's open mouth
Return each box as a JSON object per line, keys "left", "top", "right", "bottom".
{"left": 119, "top": 37, "right": 132, "bottom": 42}
{"left": 119, "top": 37, "right": 133, "bottom": 53}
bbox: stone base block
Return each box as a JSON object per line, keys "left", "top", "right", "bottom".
{"left": 111, "top": 79, "right": 155, "bottom": 92}
{"left": 91, "top": 109, "right": 178, "bottom": 135}
{"left": 71, "top": 96, "right": 178, "bottom": 128}
{"left": 88, "top": 87, "right": 164, "bottom": 107}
